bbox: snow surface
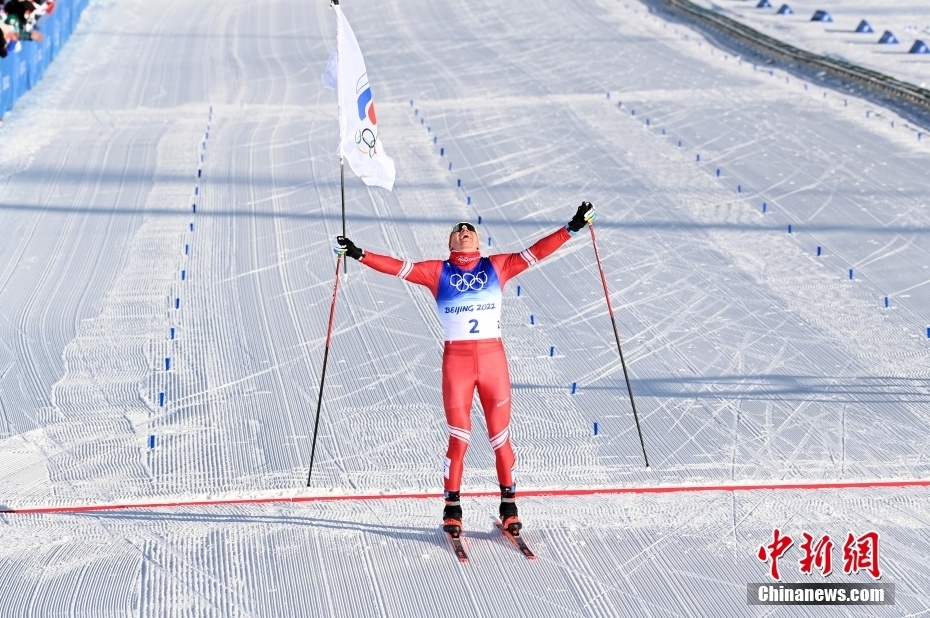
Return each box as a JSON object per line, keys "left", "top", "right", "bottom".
{"left": 689, "top": 0, "right": 930, "bottom": 87}
{"left": 1, "top": 0, "right": 930, "bottom": 615}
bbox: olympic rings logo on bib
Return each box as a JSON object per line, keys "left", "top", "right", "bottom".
{"left": 449, "top": 271, "right": 488, "bottom": 292}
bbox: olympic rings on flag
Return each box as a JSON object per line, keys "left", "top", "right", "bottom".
{"left": 356, "top": 128, "right": 378, "bottom": 157}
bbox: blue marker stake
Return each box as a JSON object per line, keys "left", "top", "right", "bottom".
{"left": 788, "top": 224, "right": 792, "bottom": 233}
{"left": 181, "top": 270, "right": 186, "bottom": 281}
{"left": 477, "top": 215, "right": 482, "bottom": 224}
{"left": 737, "top": 185, "right": 742, "bottom": 193}
{"left": 593, "top": 422, "right": 598, "bottom": 436}
{"left": 189, "top": 223, "right": 194, "bottom": 232}
{"left": 849, "top": 268, "right": 854, "bottom": 280}
{"left": 433, "top": 136, "right": 437, "bottom": 144}
{"left": 530, "top": 314, "right": 535, "bottom": 325}
{"left": 448, "top": 163, "right": 452, "bottom": 171}
{"left": 440, "top": 148, "right": 444, "bottom": 156}
{"left": 420, "top": 118, "right": 424, "bottom": 125}
{"left": 158, "top": 393, "right": 165, "bottom": 407}
{"left": 198, "top": 169, "right": 201, "bottom": 178}
{"left": 488, "top": 237, "right": 492, "bottom": 247}
{"left": 467, "top": 196, "right": 471, "bottom": 205}
{"left": 678, "top": 140, "right": 682, "bottom": 148}
{"left": 817, "top": 246, "right": 822, "bottom": 256}
{"left": 884, "top": 296, "right": 889, "bottom": 308}
{"left": 149, "top": 435, "right": 156, "bottom": 449}
{"left": 165, "top": 358, "right": 171, "bottom": 371}
{"left": 170, "top": 327, "right": 175, "bottom": 340}
{"left": 550, "top": 346, "right": 555, "bottom": 357}
{"left": 414, "top": 109, "right": 418, "bottom": 116}
{"left": 762, "top": 202, "right": 767, "bottom": 213}
{"left": 194, "top": 186, "right": 199, "bottom": 196}
{"left": 716, "top": 168, "right": 721, "bottom": 178}
{"left": 192, "top": 204, "right": 196, "bottom": 213}
{"left": 457, "top": 179, "right": 461, "bottom": 187}
{"left": 571, "top": 382, "right": 577, "bottom": 394}
{"left": 175, "top": 298, "right": 180, "bottom": 309}
{"left": 516, "top": 285, "right": 521, "bottom": 297}
{"left": 696, "top": 154, "right": 701, "bottom": 162}
{"left": 927, "top": 327, "right": 930, "bottom": 339}
{"left": 185, "top": 244, "right": 189, "bottom": 255}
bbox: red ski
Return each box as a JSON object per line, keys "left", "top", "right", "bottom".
{"left": 495, "top": 519, "right": 536, "bottom": 561}
{"left": 444, "top": 529, "right": 469, "bottom": 563}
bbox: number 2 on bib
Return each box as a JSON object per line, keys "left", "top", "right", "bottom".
{"left": 468, "top": 319, "right": 479, "bottom": 334}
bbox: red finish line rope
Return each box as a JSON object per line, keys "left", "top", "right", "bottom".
{"left": 3, "top": 478, "right": 930, "bottom": 515}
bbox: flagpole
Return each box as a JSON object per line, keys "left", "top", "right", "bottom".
{"left": 340, "top": 156, "right": 347, "bottom": 274}
{"left": 332, "top": 0, "right": 347, "bottom": 274}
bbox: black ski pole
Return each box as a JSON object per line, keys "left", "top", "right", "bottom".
{"left": 306, "top": 254, "right": 344, "bottom": 485}
{"left": 588, "top": 221, "right": 650, "bottom": 468}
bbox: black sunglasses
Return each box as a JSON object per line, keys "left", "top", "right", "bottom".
{"left": 450, "top": 222, "right": 477, "bottom": 233}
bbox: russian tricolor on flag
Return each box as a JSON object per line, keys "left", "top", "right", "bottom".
{"left": 322, "top": 3, "right": 396, "bottom": 191}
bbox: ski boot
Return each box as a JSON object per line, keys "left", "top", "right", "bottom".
{"left": 442, "top": 490, "right": 463, "bottom": 537}
{"left": 499, "top": 484, "right": 522, "bottom": 536}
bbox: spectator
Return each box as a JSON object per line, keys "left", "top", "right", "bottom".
{"left": 1, "top": 11, "right": 18, "bottom": 58}
{"left": 3, "top": 1, "right": 44, "bottom": 46}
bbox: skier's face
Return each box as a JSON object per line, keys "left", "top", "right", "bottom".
{"left": 449, "top": 222, "right": 479, "bottom": 252}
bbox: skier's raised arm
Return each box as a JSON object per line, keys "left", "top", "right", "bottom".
{"left": 333, "top": 235, "right": 443, "bottom": 295}
{"left": 489, "top": 201, "right": 596, "bottom": 286}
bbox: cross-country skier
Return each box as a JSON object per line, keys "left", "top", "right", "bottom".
{"left": 332, "top": 201, "right": 596, "bottom": 536}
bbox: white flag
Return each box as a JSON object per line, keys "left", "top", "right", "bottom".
{"left": 326, "top": 5, "right": 396, "bottom": 191}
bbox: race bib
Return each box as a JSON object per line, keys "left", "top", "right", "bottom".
{"left": 436, "top": 258, "right": 503, "bottom": 341}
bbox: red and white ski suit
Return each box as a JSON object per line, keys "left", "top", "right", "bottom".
{"left": 359, "top": 226, "right": 572, "bottom": 491}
